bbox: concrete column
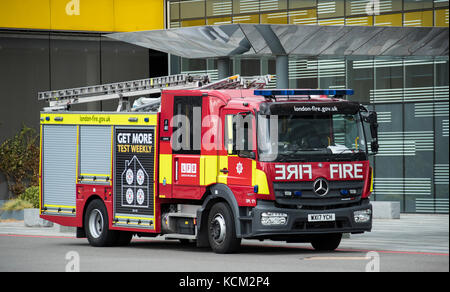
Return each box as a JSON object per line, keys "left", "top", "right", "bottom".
{"left": 276, "top": 55, "right": 289, "bottom": 89}
{"left": 217, "top": 57, "right": 231, "bottom": 79}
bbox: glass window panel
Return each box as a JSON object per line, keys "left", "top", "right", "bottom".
{"left": 233, "top": 0, "right": 260, "bottom": 14}
{"left": 289, "top": 0, "right": 316, "bottom": 9}
{"left": 403, "top": 101, "right": 434, "bottom": 213}
{"left": 289, "top": 9, "right": 317, "bottom": 25}
{"left": 434, "top": 57, "right": 449, "bottom": 213}
{"left": 261, "top": 12, "right": 288, "bottom": 23}
{"left": 345, "top": 16, "right": 374, "bottom": 26}
{"left": 374, "top": 57, "right": 403, "bottom": 90}
{"left": 374, "top": 13, "right": 403, "bottom": 26}
{"left": 207, "top": 16, "right": 232, "bottom": 25}
{"left": 378, "top": 0, "right": 402, "bottom": 13}
{"left": 404, "top": 0, "right": 433, "bottom": 10}
{"left": 435, "top": 57, "right": 449, "bottom": 87}
{"left": 318, "top": 17, "right": 345, "bottom": 25}
{"left": 346, "top": 0, "right": 372, "bottom": 16}
{"left": 170, "top": 21, "right": 181, "bottom": 28}
{"left": 206, "top": 0, "right": 232, "bottom": 17}
{"left": 181, "top": 58, "right": 207, "bottom": 72}
{"left": 181, "top": 18, "right": 206, "bottom": 27}
{"left": 180, "top": 0, "right": 205, "bottom": 19}
{"left": 318, "top": 58, "right": 346, "bottom": 89}
{"left": 233, "top": 14, "right": 260, "bottom": 23}
{"left": 347, "top": 57, "right": 374, "bottom": 104}
{"left": 434, "top": 0, "right": 449, "bottom": 8}
{"left": 403, "top": 10, "right": 433, "bottom": 26}
{"left": 405, "top": 58, "right": 434, "bottom": 88}
{"left": 372, "top": 103, "right": 405, "bottom": 211}
{"left": 260, "top": 0, "right": 287, "bottom": 12}
{"left": 0, "top": 33, "right": 50, "bottom": 142}
{"left": 435, "top": 8, "right": 449, "bottom": 27}
{"left": 170, "top": 1, "right": 180, "bottom": 20}
{"left": 240, "top": 59, "right": 260, "bottom": 76}
{"left": 288, "top": 57, "right": 319, "bottom": 89}
{"left": 317, "top": 0, "right": 344, "bottom": 19}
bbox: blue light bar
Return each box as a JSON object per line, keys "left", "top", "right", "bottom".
{"left": 254, "top": 89, "right": 354, "bottom": 96}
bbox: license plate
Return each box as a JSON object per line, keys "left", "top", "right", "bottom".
{"left": 308, "top": 213, "right": 336, "bottom": 222}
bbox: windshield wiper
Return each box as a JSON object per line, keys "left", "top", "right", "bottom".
{"left": 335, "top": 148, "right": 364, "bottom": 155}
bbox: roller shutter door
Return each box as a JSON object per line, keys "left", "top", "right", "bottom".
{"left": 42, "top": 125, "right": 77, "bottom": 211}
{"left": 80, "top": 126, "right": 112, "bottom": 179}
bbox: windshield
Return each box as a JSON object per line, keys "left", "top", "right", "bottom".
{"left": 258, "top": 113, "right": 367, "bottom": 162}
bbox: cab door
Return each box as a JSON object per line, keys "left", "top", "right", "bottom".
{"left": 221, "top": 109, "right": 256, "bottom": 187}
{"left": 171, "top": 95, "right": 203, "bottom": 199}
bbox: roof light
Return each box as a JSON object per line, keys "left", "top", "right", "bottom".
{"left": 254, "top": 89, "right": 354, "bottom": 96}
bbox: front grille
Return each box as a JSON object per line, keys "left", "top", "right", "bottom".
{"left": 273, "top": 180, "right": 364, "bottom": 209}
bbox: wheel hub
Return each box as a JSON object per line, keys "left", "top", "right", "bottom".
{"left": 210, "top": 214, "right": 226, "bottom": 244}
{"left": 88, "top": 209, "right": 104, "bottom": 238}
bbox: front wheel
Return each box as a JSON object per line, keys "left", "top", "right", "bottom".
{"left": 207, "top": 202, "right": 241, "bottom": 254}
{"left": 311, "top": 233, "right": 342, "bottom": 251}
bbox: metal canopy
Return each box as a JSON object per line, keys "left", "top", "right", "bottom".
{"left": 107, "top": 24, "right": 449, "bottom": 59}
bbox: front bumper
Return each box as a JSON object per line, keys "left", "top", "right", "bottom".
{"left": 241, "top": 200, "right": 372, "bottom": 239}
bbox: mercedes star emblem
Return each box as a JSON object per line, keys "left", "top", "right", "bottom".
{"left": 313, "top": 178, "right": 329, "bottom": 197}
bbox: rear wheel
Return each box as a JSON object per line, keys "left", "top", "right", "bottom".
{"left": 85, "top": 199, "right": 118, "bottom": 247}
{"left": 311, "top": 233, "right": 342, "bottom": 251}
{"left": 207, "top": 202, "right": 241, "bottom": 254}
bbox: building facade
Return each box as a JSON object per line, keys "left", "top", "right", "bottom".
{"left": 0, "top": 0, "right": 448, "bottom": 213}
{"left": 167, "top": 0, "right": 449, "bottom": 213}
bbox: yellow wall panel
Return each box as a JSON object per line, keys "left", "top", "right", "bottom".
{"left": 435, "top": 9, "right": 449, "bottom": 27}
{"left": 375, "top": 13, "right": 403, "bottom": 27}
{"left": 0, "top": 0, "right": 51, "bottom": 30}
{"left": 50, "top": 0, "right": 115, "bottom": 31}
{"left": 404, "top": 11, "right": 433, "bottom": 27}
{"left": 0, "top": 0, "right": 164, "bottom": 32}
{"left": 114, "top": 0, "right": 164, "bottom": 32}
{"left": 346, "top": 16, "right": 373, "bottom": 26}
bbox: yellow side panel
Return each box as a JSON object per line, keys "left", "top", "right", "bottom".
{"left": 217, "top": 156, "right": 228, "bottom": 184}
{"left": 39, "top": 125, "right": 43, "bottom": 214}
{"left": 200, "top": 155, "right": 218, "bottom": 186}
{"left": 40, "top": 113, "right": 157, "bottom": 126}
{"left": 159, "top": 154, "right": 172, "bottom": 185}
{"left": 252, "top": 161, "right": 270, "bottom": 195}
{"left": 50, "top": 0, "right": 115, "bottom": 32}
{"left": 114, "top": 0, "right": 164, "bottom": 32}
{"left": 0, "top": 0, "right": 51, "bottom": 30}
{"left": 370, "top": 169, "right": 374, "bottom": 193}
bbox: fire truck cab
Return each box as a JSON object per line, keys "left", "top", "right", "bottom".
{"left": 39, "top": 83, "right": 379, "bottom": 254}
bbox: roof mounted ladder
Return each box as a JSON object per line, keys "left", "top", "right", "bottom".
{"left": 39, "top": 74, "right": 273, "bottom": 112}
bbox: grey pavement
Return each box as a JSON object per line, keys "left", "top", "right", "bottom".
{"left": 0, "top": 214, "right": 448, "bottom": 272}
{"left": 0, "top": 214, "right": 447, "bottom": 254}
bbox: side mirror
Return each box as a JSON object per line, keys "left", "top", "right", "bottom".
{"left": 238, "top": 150, "right": 256, "bottom": 160}
{"left": 363, "top": 111, "right": 379, "bottom": 154}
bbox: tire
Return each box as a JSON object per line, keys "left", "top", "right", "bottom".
{"left": 207, "top": 202, "right": 241, "bottom": 254}
{"left": 84, "top": 199, "right": 118, "bottom": 247}
{"left": 311, "top": 233, "right": 342, "bottom": 251}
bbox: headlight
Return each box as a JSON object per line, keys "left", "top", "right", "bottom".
{"left": 261, "top": 212, "right": 288, "bottom": 226}
{"left": 354, "top": 209, "right": 372, "bottom": 223}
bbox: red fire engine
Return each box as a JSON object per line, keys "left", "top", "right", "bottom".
{"left": 39, "top": 74, "right": 379, "bottom": 253}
